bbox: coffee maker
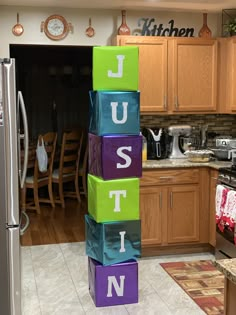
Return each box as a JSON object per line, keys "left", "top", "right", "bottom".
{"left": 142, "top": 127, "right": 169, "bottom": 160}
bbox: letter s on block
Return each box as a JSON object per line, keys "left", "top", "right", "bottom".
{"left": 117, "top": 146, "right": 132, "bottom": 169}
{"left": 107, "top": 55, "right": 125, "bottom": 78}
{"left": 107, "top": 275, "right": 125, "bottom": 297}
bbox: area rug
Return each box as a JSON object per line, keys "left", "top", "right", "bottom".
{"left": 160, "top": 260, "right": 224, "bottom": 315}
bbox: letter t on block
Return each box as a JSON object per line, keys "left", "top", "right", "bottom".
{"left": 109, "top": 190, "right": 127, "bottom": 212}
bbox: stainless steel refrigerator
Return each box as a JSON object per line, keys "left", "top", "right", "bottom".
{"left": 0, "top": 59, "right": 29, "bottom": 315}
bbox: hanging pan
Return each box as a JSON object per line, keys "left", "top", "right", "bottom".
{"left": 12, "top": 13, "right": 24, "bottom": 36}
{"left": 85, "top": 18, "right": 95, "bottom": 37}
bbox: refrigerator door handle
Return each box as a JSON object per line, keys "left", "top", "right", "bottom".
{"left": 17, "top": 91, "right": 28, "bottom": 189}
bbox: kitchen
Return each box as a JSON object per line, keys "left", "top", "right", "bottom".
{"left": 1, "top": 1, "right": 236, "bottom": 314}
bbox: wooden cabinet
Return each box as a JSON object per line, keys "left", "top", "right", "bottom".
{"left": 209, "top": 169, "right": 218, "bottom": 247}
{"left": 114, "top": 36, "right": 168, "bottom": 112}
{"left": 114, "top": 36, "right": 217, "bottom": 114}
{"left": 140, "top": 168, "right": 209, "bottom": 248}
{"left": 218, "top": 37, "right": 236, "bottom": 113}
{"left": 167, "top": 184, "right": 200, "bottom": 243}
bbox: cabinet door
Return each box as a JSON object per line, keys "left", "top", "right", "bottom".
{"left": 209, "top": 170, "right": 218, "bottom": 246}
{"left": 171, "top": 38, "right": 217, "bottom": 112}
{"left": 228, "top": 39, "right": 236, "bottom": 111}
{"left": 140, "top": 186, "right": 165, "bottom": 245}
{"left": 116, "top": 36, "right": 168, "bottom": 112}
{"left": 167, "top": 184, "right": 200, "bottom": 243}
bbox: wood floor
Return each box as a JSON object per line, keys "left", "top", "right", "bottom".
{"left": 20, "top": 197, "right": 87, "bottom": 246}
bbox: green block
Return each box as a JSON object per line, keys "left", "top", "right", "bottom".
{"left": 93, "top": 46, "right": 139, "bottom": 91}
{"left": 88, "top": 174, "right": 139, "bottom": 222}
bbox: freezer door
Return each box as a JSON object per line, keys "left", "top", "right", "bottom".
{"left": 0, "top": 226, "right": 21, "bottom": 315}
{"left": 0, "top": 59, "right": 19, "bottom": 226}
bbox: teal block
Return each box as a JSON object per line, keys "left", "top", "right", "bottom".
{"left": 88, "top": 174, "right": 139, "bottom": 222}
{"left": 93, "top": 46, "right": 139, "bottom": 91}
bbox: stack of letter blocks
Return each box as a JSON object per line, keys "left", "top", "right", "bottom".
{"left": 85, "top": 46, "right": 142, "bottom": 307}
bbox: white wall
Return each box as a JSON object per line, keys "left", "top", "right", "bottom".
{"left": 0, "top": 5, "right": 221, "bottom": 57}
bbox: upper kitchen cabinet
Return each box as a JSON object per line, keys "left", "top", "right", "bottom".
{"left": 114, "top": 35, "right": 168, "bottom": 112}
{"left": 218, "top": 37, "right": 236, "bottom": 113}
{"left": 114, "top": 36, "right": 218, "bottom": 114}
{"left": 169, "top": 38, "right": 217, "bottom": 113}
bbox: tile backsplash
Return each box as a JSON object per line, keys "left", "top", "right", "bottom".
{"left": 141, "top": 114, "right": 236, "bottom": 147}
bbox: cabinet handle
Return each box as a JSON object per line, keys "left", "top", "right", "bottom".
{"left": 175, "top": 96, "right": 179, "bottom": 110}
{"left": 164, "top": 95, "right": 167, "bottom": 110}
{"left": 159, "top": 192, "right": 162, "bottom": 210}
{"left": 170, "top": 191, "right": 173, "bottom": 209}
{"left": 159, "top": 176, "right": 173, "bottom": 180}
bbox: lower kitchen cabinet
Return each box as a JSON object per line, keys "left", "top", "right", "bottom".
{"left": 140, "top": 186, "right": 163, "bottom": 245}
{"left": 140, "top": 168, "right": 209, "bottom": 252}
{"left": 167, "top": 184, "right": 200, "bottom": 244}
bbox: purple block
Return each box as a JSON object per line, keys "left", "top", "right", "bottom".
{"left": 89, "top": 133, "right": 142, "bottom": 180}
{"left": 88, "top": 257, "right": 138, "bottom": 307}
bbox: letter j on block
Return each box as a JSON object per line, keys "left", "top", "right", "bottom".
{"left": 88, "top": 257, "right": 138, "bottom": 307}
{"left": 92, "top": 46, "right": 139, "bottom": 91}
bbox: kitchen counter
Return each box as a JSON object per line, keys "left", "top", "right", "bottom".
{"left": 142, "top": 159, "right": 232, "bottom": 170}
{"left": 215, "top": 259, "right": 236, "bottom": 315}
{"left": 215, "top": 259, "right": 236, "bottom": 285}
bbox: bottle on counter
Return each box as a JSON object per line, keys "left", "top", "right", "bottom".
{"left": 142, "top": 133, "right": 147, "bottom": 161}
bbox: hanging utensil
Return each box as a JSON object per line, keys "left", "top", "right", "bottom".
{"left": 85, "top": 18, "right": 95, "bottom": 37}
{"left": 12, "top": 13, "right": 24, "bottom": 36}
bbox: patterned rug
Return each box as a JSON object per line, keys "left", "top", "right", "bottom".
{"left": 160, "top": 260, "right": 224, "bottom": 315}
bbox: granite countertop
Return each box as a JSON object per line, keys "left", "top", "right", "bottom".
{"left": 215, "top": 259, "right": 236, "bottom": 285}
{"left": 142, "top": 159, "right": 232, "bottom": 170}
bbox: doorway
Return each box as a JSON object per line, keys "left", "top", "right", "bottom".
{"left": 10, "top": 44, "right": 92, "bottom": 245}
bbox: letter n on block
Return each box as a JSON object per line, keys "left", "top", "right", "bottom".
{"left": 88, "top": 174, "right": 139, "bottom": 222}
{"left": 89, "top": 133, "right": 142, "bottom": 180}
{"left": 88, "top": 257, "right": 138, "bottom": 307}
{"left": 85, "top": 215, "right": 141, "bottom": 265}
{"left": 89, "top": 91, "right": 140, "bottom": 136}
{"left": 92, "top": 46, "right": 139, "bottom": 91}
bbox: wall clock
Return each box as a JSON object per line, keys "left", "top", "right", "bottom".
{"left": 41, "top": 15, "right": 73, "bottom": 40}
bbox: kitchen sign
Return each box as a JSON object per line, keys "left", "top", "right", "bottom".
{"left": 134, "top": 18, "right": 195, "bottom": 37}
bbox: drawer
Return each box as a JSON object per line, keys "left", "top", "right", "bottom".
{"left": 140, "top": 168, "right": 200, "bottom": 186}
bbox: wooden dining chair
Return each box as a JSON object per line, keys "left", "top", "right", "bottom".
{"left": 52, "top": 129, "right": 84, "bottom": 208}
{"left": 78, "top": 140, "right": 88, "bottom": 198}
{"left": 22, "top": 132, "right": 57, "bottom": 214}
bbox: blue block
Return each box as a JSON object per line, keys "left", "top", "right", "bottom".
{"left": 89, "top": 91, "right": 140, "bottom": 136}
{"left": 85, "top": 215, "right": 141, "bottom": 266}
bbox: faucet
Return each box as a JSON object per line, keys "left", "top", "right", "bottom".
{"left": 200, "top": 124, "right": 208, "bottom": 148}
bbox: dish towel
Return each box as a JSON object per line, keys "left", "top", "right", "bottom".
{"left": 215, "top": 184, "right": 229, "bottom": 224}
{"left": 221, "top": 190, "right": 236, "bottom": 230}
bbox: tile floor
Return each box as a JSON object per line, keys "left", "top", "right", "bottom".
{"left": 21, "top": 242, "right": 216, "bottom": 315}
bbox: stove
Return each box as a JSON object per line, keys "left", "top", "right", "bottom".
{"left": 216, "top": 166, "right": 236, "bottom": 259}
{"left": 218, "top": 167, "right": 236, "bottom": 188}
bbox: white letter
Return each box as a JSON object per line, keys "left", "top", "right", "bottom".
{"left": 119, "top": 231, "right": 126, "bottom": 253}
{"left": 109, "top": 190, "right": 126, "bottom": 212}
{"left": 117, "top": 147, "right": 132, "bottom": 169}
{"left": 108, "top": 55, "right": 125, "bottom": 78}
{"left": 110, "top": 102, "right": 128, "bottom": 124}
{"left": 107, "top": 275, "right": 125, "bottom": 297}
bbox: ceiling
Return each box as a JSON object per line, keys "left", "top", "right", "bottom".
{"left": 0, "top": 0, "right": 235, "bottom": 12}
